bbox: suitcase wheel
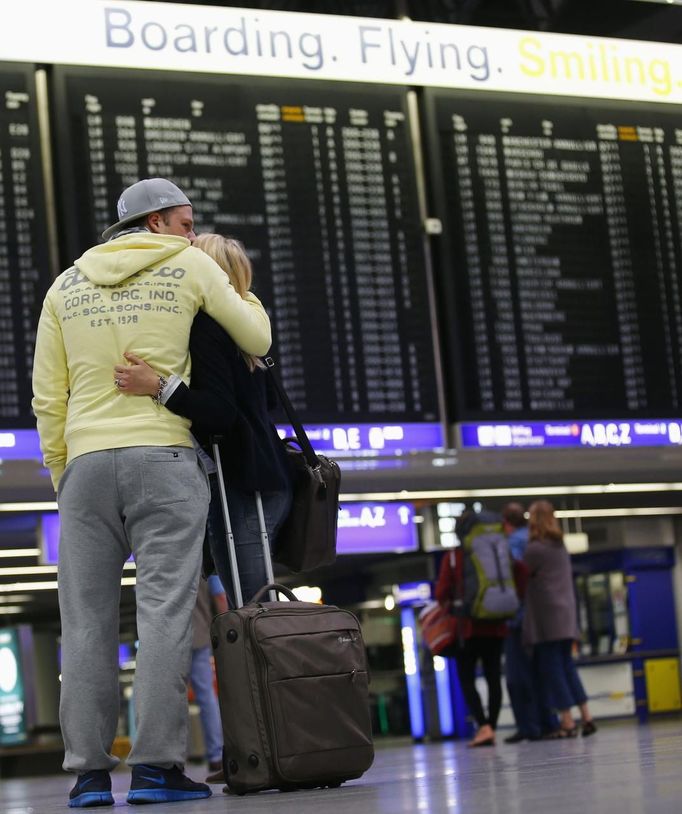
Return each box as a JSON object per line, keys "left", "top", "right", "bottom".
{"left": 223, "top": 785, "right": 247, "bottom": 797}
{"left": 316, "top": 781, "right": 343, "bottom": 789}
{"left": 288, "top": 781, "right": 343, "bottom": 791}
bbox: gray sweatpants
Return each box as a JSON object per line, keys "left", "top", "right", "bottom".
{"left": 57, "top": 446, "right": 209, "bottom": 773}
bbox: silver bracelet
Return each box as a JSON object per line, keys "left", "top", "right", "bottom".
{"left": 152, "top": 374, "right": 168, "bottom": 405}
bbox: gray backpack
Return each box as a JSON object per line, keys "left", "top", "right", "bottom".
{"left": 455, "top": 516, "right": 520, "bottom": 621}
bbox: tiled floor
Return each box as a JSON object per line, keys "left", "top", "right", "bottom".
{"left": 2, "top": 719, "right": 681, "bottom": 813}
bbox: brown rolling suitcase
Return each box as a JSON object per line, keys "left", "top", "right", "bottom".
{"left": 209, "top": 443, "right": 374, "bottom": 795}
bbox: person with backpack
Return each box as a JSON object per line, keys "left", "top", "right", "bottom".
{"left": 435, "top": 508, "right": 521, "bottom": 747}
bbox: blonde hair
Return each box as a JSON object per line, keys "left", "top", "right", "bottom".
{"left": 193, "top": 233, "right": 264, "bottom": 371}
{"left": 528, "top": 500, "right": 564, "bottom": 543}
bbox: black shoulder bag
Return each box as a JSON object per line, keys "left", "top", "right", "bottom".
{"left": 265, "top": 357, "right": 341, "bottom": 573}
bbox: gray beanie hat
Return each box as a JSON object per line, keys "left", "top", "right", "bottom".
{"left": 102, "top": 178, "right": 192, "bottom": 241}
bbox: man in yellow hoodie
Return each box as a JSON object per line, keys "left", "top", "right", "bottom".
{"left": 31, "top": 178, "right": 271, "bottom": 808}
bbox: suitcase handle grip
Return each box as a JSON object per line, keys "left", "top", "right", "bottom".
{"left": 250, "top": 583, "right": 299, "bottom": 604}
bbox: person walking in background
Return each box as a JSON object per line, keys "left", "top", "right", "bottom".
{"left": 502, "top": 502, "right": 558, "bottom": 743}
{"left": 523, "top": 500, "right": 597, "bottom": 738}
{"left": 32, "top": 179, "right": 271, "bottom": 808}
{"left": 435, "top": 510, "right": 512, "bottom": 747}
{"left": 190, "top": 576, "right": 227, "bottom": 783}
{"left": 113, "top": 233, "right": 293, "bottom": 612}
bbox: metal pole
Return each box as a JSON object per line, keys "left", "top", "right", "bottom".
{"left": 34, "top": 69, "right": 61, "bottom": 280}
{"left": 212, "top": 443, "right": 244, "bottom": 608}
{"left": 254, "top": 491, "right": 276, "bottom": 602}
{"left": 405, "top": 88, "right": 450, "bottom": 446}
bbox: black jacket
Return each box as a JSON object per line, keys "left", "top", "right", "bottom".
{"left": 165, "top": 310, "right": 291, "bottom": 492}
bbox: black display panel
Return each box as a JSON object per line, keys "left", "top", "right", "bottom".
{"left": 0, "top": 64, "right": 51, "bottom": 428}
{"left": 425, "top": 89, "right": 682, "bottom": 420}
{"left": 52, "top": 67, "right": 440, "bottom": 426}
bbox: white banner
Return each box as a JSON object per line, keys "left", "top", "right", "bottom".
{"left": 2, "top": 0, "right": 682, "bottom": 104}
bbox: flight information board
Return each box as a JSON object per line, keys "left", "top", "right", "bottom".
{"left": 52, "top": 67, "right": 440, "bottom": 428}
{"left": 0, "top": 64, "right": 51, "bottom": 428}
{"left": 425, "top": 89, "right": 682, "bottom": 421}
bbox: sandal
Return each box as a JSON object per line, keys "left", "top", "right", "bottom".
{"left": 468, "top": 736, "right": 495, "bottom": 748}
{"left": 543, "top": 726, "right": 578, "bottom": 739}
{"left": 582, "top": 720, "right": 598, "bottom": 737}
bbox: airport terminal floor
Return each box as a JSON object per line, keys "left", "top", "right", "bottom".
{"left": 2, "top": 718, "right": 681, "bottom": 814}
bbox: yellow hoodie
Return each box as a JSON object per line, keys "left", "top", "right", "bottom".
{"left": 32, "top": 233, "right": 272, "bottom": 490}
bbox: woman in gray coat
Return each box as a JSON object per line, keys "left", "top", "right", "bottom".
{"left": 523, "top": 500, "right": 597, "bottom": 738}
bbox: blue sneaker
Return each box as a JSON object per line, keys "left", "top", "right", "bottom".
{"left": 68, "top": 770, "right": 114, "bottom": 808}
{"left": 127, "top": 764, "right": 212, "bottom": 805}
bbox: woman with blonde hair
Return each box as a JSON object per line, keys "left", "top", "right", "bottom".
{"left": 523, "top": 500, "right": 597, "bottom": 738}
{"left": 114, "top": 233, "right": 292, "bottom": 605}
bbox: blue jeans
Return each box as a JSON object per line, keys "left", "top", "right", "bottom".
{"left": 189, "top": 646, "right": 223, "bottom": 764}
{"left": 207, "top": 475, "right": 292, "bottom": 607}
{"left": 533, "top": 639, "right": 588, "bottom": 712}
{"left": 505, "top": 627, "right": 558, "bottom": 737}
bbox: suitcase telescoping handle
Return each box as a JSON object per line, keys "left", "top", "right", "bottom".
{"left": 211, "top": 440, "right": 276, "bottom": 607}
{"left": 250, "top": 583, "right": 298, "bottom": 604}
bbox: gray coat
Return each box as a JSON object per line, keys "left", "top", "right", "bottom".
{"left": 522, "top": 537, "right": 579, "bottom": 646}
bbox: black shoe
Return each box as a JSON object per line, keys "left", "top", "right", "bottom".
{"left": 582, "top": 720, "right": 598, "bottom": 737}
{"left": 127, "top": 764, "right": 212, "bottom": 805}
{"left": 504, "top": 732, "right": 526, "bottom": 744}
{"left": 68, "top": 770, "right": 114, "bottom": 808}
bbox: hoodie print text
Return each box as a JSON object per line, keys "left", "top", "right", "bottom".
{"left": 58, "top": 265, "right": 188, "bottom": 327}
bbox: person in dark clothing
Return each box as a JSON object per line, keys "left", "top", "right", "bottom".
{"left": 114, "top": 234, "right": 293, "bottom": 609}
{"left": 502, "top": 502, "right": 558, "bottom": 743}
{"left": 523, "top": 500, "right": 597, "bottom": 738}
{"left": 434, "top": 511, "right": 511, "bottom": 747}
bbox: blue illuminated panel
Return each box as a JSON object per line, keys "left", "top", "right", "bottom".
{"left": 400, "top": 607, "right": 425, "bottom": 740}
{"left": 0, "top": 430, "right": 43, "bottom": 460}
{"left": 393, "top": 582, "right": 432, "bottom": 607}
{"left": 460, "top": 419, "right": 682, "bottom": 449}
{"left": 433, "top": 655, "right": 454, "bottom": 737}
{"left": 2, "top": 424, "right": 446, "bottom": 461}
{"left": 276, "top": 422, "right": 444, "bottom": 454}
{"left": 40, "top": 513, "right": 60, "bottom": 565}
{"left": 337, "top": 502, "right": 418, "bottom": 555}
{"left": 118, "top": 643, "right": 135, "bottom": 668}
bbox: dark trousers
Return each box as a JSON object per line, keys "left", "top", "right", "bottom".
{"left": 454, "top": 636, "right": 504, "bottom": 728}
{"left": 206, "top": 474, "right": 292, "bottom": 608}
{"left": 505, "top": 627, "right": 558, "bottom": 737}
{"left": 533, "top": 639, "right": 588, "bottom": 712}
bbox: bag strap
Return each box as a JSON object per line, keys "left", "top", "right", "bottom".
{"left": 452, "top": 548, "right": 466, "bottom": 645}
{"left": 250, "top": 583, "right": 299, "bottom": 604}
{"left": 491, "top": 538, "right": 506, "bottom": 590}
{"left": 264, "top": 356, "right": 320, "bottom": 470}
